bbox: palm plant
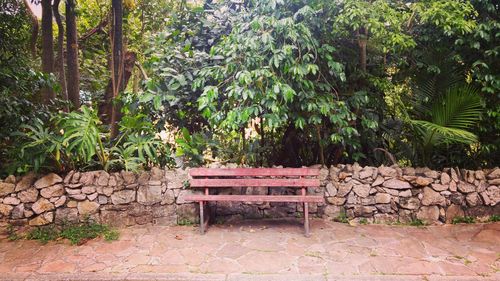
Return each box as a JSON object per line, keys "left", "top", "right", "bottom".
{"left": 409, "top": 85, "right": 483, "bottom": 165}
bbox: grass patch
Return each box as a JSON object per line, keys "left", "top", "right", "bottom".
{"left": 489, "top": 215, "right": 500, "bottom": 222}
{"left": 27, "top": 225, "right": 59, "bottom": 244}
{"left": 452, "top": 216, "right": 475, "bottom": 224}
{"left": 409, "top": 219, "right": 426, "bottom": 226}
{"left": 6, "top": 225, "right": 22, "bottom": 241}
{"left": 26, "top": 220, "right": 119, "bottom": 245}
{"left": 359, "top": 218, "right": 368, "bottom": 225}
{"left": 177, "top": 218, "right": 195, "bottom": 226}
{"left": 334, "top": 212, "right": 349, "bottom": 223}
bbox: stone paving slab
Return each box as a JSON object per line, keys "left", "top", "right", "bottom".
{"left": 1, "top": 219, "right": 499, "bottom": 280}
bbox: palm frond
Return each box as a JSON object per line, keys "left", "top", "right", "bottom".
{"left": 431, "top": 85, "right": 483, "bottom": 130}
{"left": 410, "top": 120, "right": 478, "bottom": 145}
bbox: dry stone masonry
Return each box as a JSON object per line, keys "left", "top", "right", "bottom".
{"left": 0, "top": 165, "right": 499, "bottom": 227}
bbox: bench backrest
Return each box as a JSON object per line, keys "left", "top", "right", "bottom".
{"left": 189, "top": 168, "right": 320, "bottom": 188}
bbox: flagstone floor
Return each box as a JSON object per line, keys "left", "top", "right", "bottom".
{"left": 0, "top": 219, "right": 499, "bottom": 281}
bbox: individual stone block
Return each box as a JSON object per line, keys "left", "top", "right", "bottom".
{"left": 31, "top": 198, "right": 55, "bottom": 214}
{"left": 111, "top": 190, "right": 136, "bottom": 205}
{"left": 34, "top": 173, "right": 62, "bottom": 189}
{"left": 18, "top": 188, "right": 40, "bottom": 203}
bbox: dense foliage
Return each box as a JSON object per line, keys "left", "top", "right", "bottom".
{"left": 0, "top": 0, "right": 498, "bottom": 176}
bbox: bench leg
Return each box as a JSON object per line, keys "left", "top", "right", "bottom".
{"left": 304, "top": 202, "right": 310, "bottom": 237}
{"left": 199, "top": 201, "right": 205, "bottom": 235}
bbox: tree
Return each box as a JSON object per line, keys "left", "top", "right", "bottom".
{"left": 66, "top": 0, "right": 80, "bottom": 108}
{"left": 41, "top": 0, "right": 55, "bottom": 103}
{"left": 52, "top": 0, "right": 68, "bottom": 108}
{"left": 110, "top": 0, "right": 124, "bottom": 138}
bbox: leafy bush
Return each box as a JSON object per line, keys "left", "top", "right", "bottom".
{"left": 11, "top": 106, "right": 173, "bottom": 174}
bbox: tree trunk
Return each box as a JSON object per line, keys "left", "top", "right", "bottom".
{"left": 23, "top": 0, "right": 38, "bottom": 58}
{"left": 52, "top": 0, "right": 68, "bottom": 109}
{"left": 110, "top": 0, "right": 124, "bottom": 139}
{"left": 99, "top": 51, "right": 136, "bottom": 125}
{"left": 41, "top": 0, "right": 54, "bottom": 103}
{"left": 66, "top": 0, "right": 80, "bottom": 108}
{"left": 357, "top": 28, "right": 368, "bottom": 72}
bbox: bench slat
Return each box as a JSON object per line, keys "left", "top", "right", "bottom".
{"left": 189, "top": 168, "right": 319, "bottom": 177}
{"left": 190, "top": 178, "right": 320, "bottom": 188}
{"left": 184, "top": 195, "right": 324, "bottom": 203}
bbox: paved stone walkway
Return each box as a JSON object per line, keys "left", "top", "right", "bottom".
{"left": 0, "top": 220, "right": 499, "bottom": 280}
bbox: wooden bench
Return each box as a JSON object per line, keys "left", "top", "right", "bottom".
{"left": 185, "top": 168, "right": 323, "bottom": 236}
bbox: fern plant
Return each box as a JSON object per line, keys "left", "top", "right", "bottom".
{"left": 408, "top": 84, "right": 483, "bottom": 165}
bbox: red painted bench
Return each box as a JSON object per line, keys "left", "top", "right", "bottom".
{"left": 185, "top": 168, "right": 323, "bottom": 236}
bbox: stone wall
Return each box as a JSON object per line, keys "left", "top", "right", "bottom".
{"left": 0, "top": 165, "right": 499, "bottom": 227}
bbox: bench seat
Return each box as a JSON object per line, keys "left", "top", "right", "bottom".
{"left": 184, "top": 195, "right": 324, "bottom": 203}
{"left": 187, "top": 167, "right": 322, "bottom": 237}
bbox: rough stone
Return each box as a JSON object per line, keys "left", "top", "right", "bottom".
{"left": 416, "top": 206, "right": 439, "bottom": 223}
{"left": 325, "top": 183, "right": 337, "bottom": 197}
{"left": 375, "top": 193, "right": 391, "bottom": 204}
{"left": 465, "top": 192, "right": 481, "bottom": 207}
{"left": 399, "top": 197, "right": 420, "bottom": 210}
{"left": 449, "top": 168, "right": 459, "bottom": 182}
{"left": 441, "top": 173, "right": 451, "bottom": 185}
{"left": 326, "top": 196, "right": 346, "bottom": 205}
{"left": 40, "top": 184, "right": 64, "bottom": 198}
{"left": 0, "top": 203, "right": 14, "bottom": 216}
{"left": 352, "top": 184, "right": 370, "bottom": 198}
{"left": 414, "top": 177, "right": 433, "bottom": 187}
{"left": 82, "top": 186, "right": 97, "bottom": 194}
{"left": 69, "top": 194, "right": 87, "bottom": 201}
{"left": 378, "top": 166, "right": 397, "bottom": 177}
{"left": 431, "top": 184, "right": 448, "bottom": 192}
{"left": 323, "top": 205, "right": 343, "bottom": 218}
{"left": 399, "top": 190, "right": 412, "bottom": 197}
{"left": 449, "top": 181, "right": 457, "bottom": 192}
{"left": 65, "top": 188, "right": 81, "bottom": 195}
{"left": 54, "top": 196, "right": 66, "bottom": 207}
{"left": 15, "top": 172, "right": 36, "bottom": 192}
{"left": 34, "top": 173, "right": 62, "bottom": 189}
{"left": 87, "top": 192, "right": 98, "bottom": 201}
{"left": 2, "top": 195, "right": 19, "bottom": 205}
{"left": 18, "top": 188, "right": 38, "bottom": 203}
{"left": 121, "top": 171, "right": 136, "bottom": 185}
{"left": 96, "top": 171, "right": 110, "bottom": 186}
{"left": 488, "top": 178, "right": 500, "bottom": 185}
{"left": 161, "top": 189, "right": 176, "bottom": 205}
{"left": 29, "top": 212, "right": 53, "bottom": 226}
{"left": 11, "top": 203, "right": 24, "bottom": 219}
{"left": 375, "top": 204, "right": 392, "bottom": 213}
{"left": 361, "top": 196, "right": 376, "bottom": 205}
{"left": 137, "top": 185, "right": 162, "bottom": 205}
{"left": 337, "top": 182, "right": 354, "bottom": 197}
{"left": 424, "top": 170, "right": 440, "bottom": 179}
{"left": 98, "top": 195, "right": 108, "bottom": 204}
{"left": 359, "top": 169, "right": 372, "bottom": 179}
{"left": 32, "top": 198, "right": 55, "bottom": 214}
{"left": 371, "top": 176, "right": 384, "bottom": 187}
{"left": 383, "top": 179, "right": 411, "bottom": 190}
{"left": 111, "top": 190, "right": 136, "bottom": 205}
{"left": 421, "top": 187, "right": 446, "bottom": 206}
{"left": 457, "top": 182, "right": 475, "bottom": 193}
{"left": 55, "top": 208, "right": 78, "bottom": 223}
{"left": 353, "top": 205, "right": 376, "bottom": 217}
{"left": 67, "top": 201, "right": 77, "bottom": 208}
{"left": 374, "top": 213, "right": 398, "bottom": 223}
{"left": 77, "top": 200, "right": 100, "bottom": 216}
{"left": 445, "top": 204, "right": 464, "bottom": 223}
{"left": 0, "top": 182, "right": 15, "bottom": 197}
{"left": 487, "top": 168, "right": 500, "bottom": 179}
